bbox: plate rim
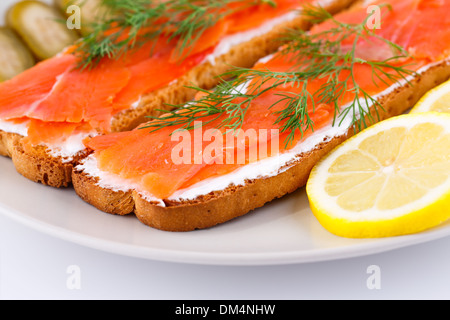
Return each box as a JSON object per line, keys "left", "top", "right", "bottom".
{"left": 2, "top": 201, "right": 450, "bottom": 266}
{"left": 1, "top": 0, "right": 450, "bottom": 267}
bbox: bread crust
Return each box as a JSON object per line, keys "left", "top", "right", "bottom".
{"left": 0, "top": 131, "right": 17, "bottom": 158}
{"left": 72, "top": 59, "right": 450, "bottom": 231}
{"left": 0, "top": 0, "right": 355, "bottom": 187}
{"left": 0, "top": 131, "right": 87, "bottom": 187}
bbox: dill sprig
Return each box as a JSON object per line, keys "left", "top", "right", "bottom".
{"left": 143, "top": 4, "right": 416, "bottom": 148}
{"left": 74, "top": 0, "right": 276, "bottom": 69}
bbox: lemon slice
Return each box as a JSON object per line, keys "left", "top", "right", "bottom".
{"left": 306, "top": 113, "right": 450, "bottom": 238}
{"left": 411, "top": 80, "right": 450, "bottom": 113}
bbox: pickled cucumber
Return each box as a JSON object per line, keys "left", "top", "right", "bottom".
{"left": 6, "top": 0, "right": 80, "bottom": 60}
{"left": 54, "top": 0, "right": 109, "bottom": 35}
{"left": 0, "top": 27, "right": 35, "bottom": 82}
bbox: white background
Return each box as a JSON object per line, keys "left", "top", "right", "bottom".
{"left": 1, "top": 0, "right": 450, "bottom": 301}
{"left": 2, "top": 212, "right": 450, "bottom": 300}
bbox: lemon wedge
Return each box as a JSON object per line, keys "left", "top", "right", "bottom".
{"left": 306, "top": 113, "right": 450, "bottom": 238}
{"left": 411, "top": 80, "right": 450, "bottom": 113}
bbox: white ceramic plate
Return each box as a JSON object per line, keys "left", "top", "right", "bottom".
{"left": 2, "top": 0, "right": 450, "bottom": 266}
{"left": 2, "top": 156, "right": 450, "bottom": 266}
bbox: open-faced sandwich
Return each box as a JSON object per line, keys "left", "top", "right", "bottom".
{"left": 0, "top": 0, "right": 354, "bottom": 187}
{"left": 72, "top": 0, "right": 450, "bottom": 231}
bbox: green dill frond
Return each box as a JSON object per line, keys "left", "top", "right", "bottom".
{"left": 74, "top": 0, "right": 275, "bottom": 69}
{"left": 142, "top": 4, "right": 416, "bottom": 149}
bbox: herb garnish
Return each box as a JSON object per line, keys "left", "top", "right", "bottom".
{"left": 143, "top": 5, "right": 416, "bottom": 148}
{"left": 74, "top": 0, "right": 276, "bottom": 69}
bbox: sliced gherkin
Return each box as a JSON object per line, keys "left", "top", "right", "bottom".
{"left": 0, "top": 27, "right": 35, "bottom": 82}
{"left": 6, "top": 0, "right": 80, "bottom": 60}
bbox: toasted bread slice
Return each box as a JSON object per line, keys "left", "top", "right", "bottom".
{"left": 72, "top": 58, "right": 450, "bottom": 232}
{"left": 0, "top": 0, "right": 355, "bottom": 188}
{"left": 0, "top": 131, "right": 19, "bottom": 158}
{"left": 0, "top": 131, "right": 87, "bottom": 187}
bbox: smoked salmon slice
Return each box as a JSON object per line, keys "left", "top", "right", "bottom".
{"left": 84, "top": 131, "right": 134, "bottom": 152}
{"left": 312, "top": 0, "right": 450, "bottom": 62}
{"left": 88, "top": 94, "right": 335, "bottom": 199}
{"left": 30, "top": 60, "right": 131, "bottom": 132}
{"left": 226, "top": 0, "right": 300, "bottom": 33}
{"left": 112, "top": 46, "right": 211, "bottom": 113}
{"left": 0, "top": 0, "right": 304, "bottom": 152}
{"left": 0, "top": 54, "right": 76, "bottom": 120}
{"left": 87, "top": 49, "right": 338, "bottom": 198}
{"left": 86, "top": 0, "right": 450, "bottom": 200}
